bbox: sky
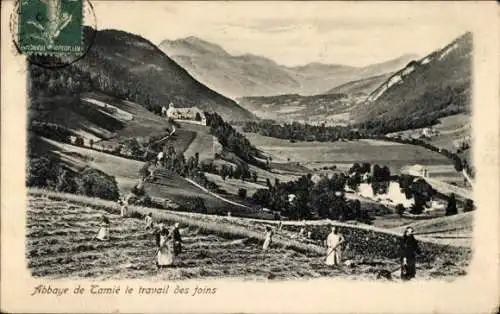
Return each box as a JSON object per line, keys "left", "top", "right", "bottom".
{"left": 91, "top": 1, "right": 473, "bottom": 67}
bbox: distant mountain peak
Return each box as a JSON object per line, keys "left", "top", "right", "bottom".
{"left": 160, "top": 36, "right": 229, "bottom": 57}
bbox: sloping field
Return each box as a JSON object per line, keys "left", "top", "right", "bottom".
{"left": 34, "top": 137, "right": 144, "bottom": 193}
{"left": 27, "top": 193, "right": 470, "bottom": 280}
{"left": 245, "top": 133, "right": 452, "bottom": 173}
{"left": 387, "top": 114, "right": 471, "bottom": 153}
{"left": 391, "top": 212, "right": 473, "bottom": 247}
{"left": 145, "top": 170, "right": 250, "bottom": 214}
{"left": 392, "top": 212, "right": 474, "bottom": 235}
{"left": 179, "top": 122, "right": 222, "bottom": 161}
{"left": 205, "top": 172, "right": 267, "bottom": 197}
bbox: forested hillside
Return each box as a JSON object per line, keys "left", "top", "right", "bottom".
{"left": 353, "top": 32, "right": 472, "bottom": 133}
{"left": 29, "top": 27, "right": 254, "bottom": 122}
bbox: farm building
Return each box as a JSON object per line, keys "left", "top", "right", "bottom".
{"left": 162, "top": 103, "right": 207, "bottom": 125}
{"left": 421, "top": 127, "right": 438, "bottom": 138}
{"left": 404, "top": 164, "right": 429, "bottom": 178}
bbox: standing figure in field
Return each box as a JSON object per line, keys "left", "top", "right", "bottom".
{"left": 172, "top": 223, "right": 183, "bottom": 255}
{"left": 144, "top": 213, "right": 154, "bottom": 230}
{"left": 298, "top": 219, "right": 306, "bottom": 238}
{"left": 118, "top": 198, "right": 128, "bottom": 218}
{"left": 155, "top": 224, "right": 166, "bottom": 247}
{"left": 262, "top": 226, "right": 273, "bottom": 251}
{"left": 325, "top": 226, "right": 345, "bottom": 266}
{"left": 96, "top": 215, "right": 110, "bottom": 241}
{"left": 156, "top": 227, "right": 175, "bottom": 268}
{"left": 399, "top": 227, "right": 421, "bottom": 280}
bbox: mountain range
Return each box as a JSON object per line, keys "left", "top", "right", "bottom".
{"left": 353, "top": 32, "right": 472, "bottom": 125}
{"left": 160, "top": 36, "right": 418, "bottom": 98}
{"left": 236, "top": 32, "right": 472, "bottom": 131}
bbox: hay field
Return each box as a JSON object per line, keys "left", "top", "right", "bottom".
{"left": 27, "top": 193, "right": 470, "bottom": 281}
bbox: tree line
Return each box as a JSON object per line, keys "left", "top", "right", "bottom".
{"left": 250, "top": 173, "right": 369, "bottom": 222}
{"left": 205, "top": 112, "right": 267, "bottom": 168}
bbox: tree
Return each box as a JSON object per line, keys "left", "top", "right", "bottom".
{"left": 76, "top": 168, "right": 120, "bottom": 201}
{"left": 55, "top": 169, "right": 77, "bottom": 193}
{"left": 139, "top": 162, "right": 151, "bottom": 179}
{"left": 453, "top": 158, "right": 463, "bottom": 172}
{"left": 266, "top": 178, "right": 272, "bottom": 188}
{"left": 238, "top": 188, "right": 247, "bottom": 199}
{"left": 74, "top": 137, "right": 84, "bottom": 146}
{"left": 252, "top": 171, "right": 258, "bottom": 183}
{"left": 396, "top": 204, "right": 405, "bottom": 216}
{"left": 463, "top": 199, "right": 475, "bottom": 212}
{"left": 445, "top": 193, "right": 458, "bottom": 216}
{"left": 27, "top": 156, "right": 59, "bottom": 188}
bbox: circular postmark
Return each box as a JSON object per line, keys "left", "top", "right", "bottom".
{"left": 9, "top": 0, "right": 98, "bottom": 69}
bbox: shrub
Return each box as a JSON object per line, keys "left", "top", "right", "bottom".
{"left": 463, "top": 199, "right": 475, "bottom": 212}
{"left": 74, "top": 137, "right": 84, "bottom": 146}
{"left": 178, "top": 197, "right": 207, "bottom": 214}
{"left": 76, "top": 168, "right": 120, "bottom": 201}
{"left": 445, "top": 193, "right": 458, "bottom": 216}
{"left": 27, "top": 156, "right": 59, "bottom": 188}
{"left": 238, "top": 188, "right": 247, "bottom": 199}
{"left": 131, "top": 182, "right": 146, "bottom": 197}
{"left": 396, "top": 204, "right": 405, "bottom": 216}
{"left": 55, "top": 169, "right": 77, "bottom": 193}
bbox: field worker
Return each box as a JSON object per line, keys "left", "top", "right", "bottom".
{"left": 155, "top": 223, "right": 166, "bottom": 247}
{"left": 144, "top": 213, "right": 154, "bottom": 230}
{"left": 172, "top": 222, "right": 183, "bottom": 255}
{"left": 399, "top": 227, "right": 421, "bottom": 280}
{"left": 96, "top": 215, "right": 110, "bottom": 241}
{"left": 277, "top": 221, "right": 283, "bottom": 231}
{"left": 156, "top": 227, "right": 175, "bottom": 268}
{"left": 227, "top": 211, "right": 232, "bottom": 217}
{"left": 298, "top": 227, "right": 305, "bottom": 238}
{"left": 118, "top": 198, "right": 128, "bottom": 218}
{"left": 325, "top": 226, "right": 345, "bottom": 266}
{"left": 262, "top": 226, "right": 273, "bottom": 251}
{"left": 157, "top": 151, "right": 164, "bottom": 167}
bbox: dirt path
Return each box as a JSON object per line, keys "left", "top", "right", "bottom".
{"left": 183, "top": 177, "right": 251, "bottom": 209}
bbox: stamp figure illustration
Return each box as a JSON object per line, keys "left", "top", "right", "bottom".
{"left": 19, "top": 0, "right": 83, "bottom": 54}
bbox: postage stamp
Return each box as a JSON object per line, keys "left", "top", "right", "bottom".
{"left": 18, "top": 0, "right": 83, "bottom": 55}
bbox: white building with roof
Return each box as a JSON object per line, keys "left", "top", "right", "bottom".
{"left": 164, "top": 103, "right": 206, "bottom": 125}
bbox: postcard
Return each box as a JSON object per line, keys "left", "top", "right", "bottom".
{"left": 1, "top": 1, "right": 499, "bottom": 313}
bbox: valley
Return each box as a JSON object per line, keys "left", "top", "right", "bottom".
{"left": 25, "top": 24, "right": 474, "bottom": 282}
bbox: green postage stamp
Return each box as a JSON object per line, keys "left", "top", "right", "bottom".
{"left": 18, "top": 0, "right": 83, "bottom": 55}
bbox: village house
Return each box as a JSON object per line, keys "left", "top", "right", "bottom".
{"left": 421, "top": 127, "right": 438, "bottom": 138}
{"left": 404, "top": 164, "right": 429, "bottom": 178}
{"left": 161, "top": 102, "right": 207, "bottom": 125}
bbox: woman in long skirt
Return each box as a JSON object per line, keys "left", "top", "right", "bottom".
{"left": 144, "top": 213, "right": 154, "bottom": 230}
{"left": 156, "top": 228, "right": 175, "bottom": 268}
{"left": 118, "top": 199, "right": 128, "bottom": 218}
{"left": 262, "top": 226, "right": 273, "bottom": 251}
{"left": 96, "top": 216, "right": 110, "bottom": 241}
{"left": 399, "top": 227, "right": 421, "bottom": 280}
